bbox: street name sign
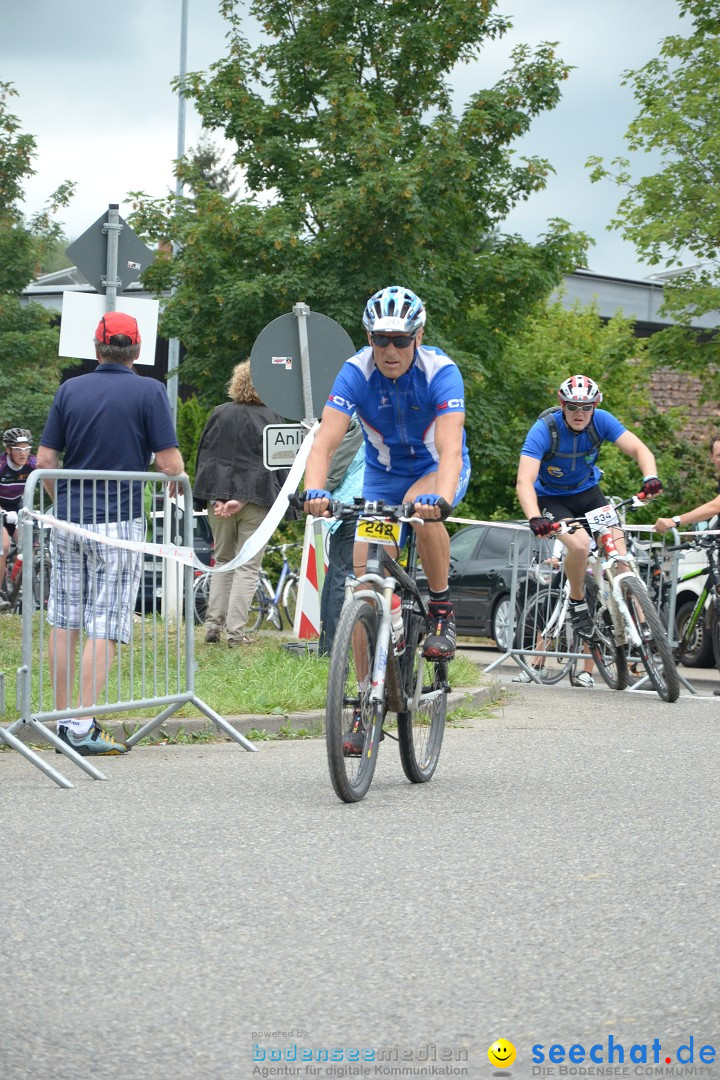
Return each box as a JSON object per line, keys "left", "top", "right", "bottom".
{"left": 263, "top": 423, "right": 308, "bottom": 470}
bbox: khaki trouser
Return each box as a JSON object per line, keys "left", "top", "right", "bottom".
{"left": 205, "top": 502, "right": 268, "bottom": 641}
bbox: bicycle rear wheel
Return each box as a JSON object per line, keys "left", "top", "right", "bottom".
{"left": 519, "top": 590, "right": 574, "bottom": 685}
{"left": 676, "top": 599, "right": 714, "bottom": 667}
{"left": 249, "top": 584, "right": 271, "bottom": 631}
{"left": 282, "top": 575, "right": 298, "bottom": 630}
{"left": 325, "top": 598, "right": 384, "bottom": 802}
{"left": 587, "top": 578, "right": 629, "bottom": 690}
{"left": 620, "top": 576, "right": 679, "bottom": 702}
{"left": 397, "top": 612, "right": 448, "bottom": 783}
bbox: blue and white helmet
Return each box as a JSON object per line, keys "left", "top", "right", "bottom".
{"left": 362, "top": 285, "right": 426, "bottom": 335}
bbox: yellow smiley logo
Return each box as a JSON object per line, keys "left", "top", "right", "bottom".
{"left": 488, "top": 1039, "right": 516, "bottom": 1069}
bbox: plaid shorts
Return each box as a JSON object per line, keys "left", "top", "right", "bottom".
{"left": 47, "top": 519, "right": 144, "bottom": 642}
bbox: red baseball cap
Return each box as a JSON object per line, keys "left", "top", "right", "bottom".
{"left": 95, "top": 311, "right": 141, "bottom": 346}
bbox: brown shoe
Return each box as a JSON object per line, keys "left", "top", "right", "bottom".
{"left": 205, "top": 629, "right": 221, "bottom": 643}
{"left": 228, "top": 633, "right": 255, "bottom": 647}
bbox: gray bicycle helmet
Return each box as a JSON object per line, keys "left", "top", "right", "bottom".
{"left": 3, "top": 427, "right": 32, "bottom": 448}
{"left": 362, "top": 285, "right": 426, "bottom": 335}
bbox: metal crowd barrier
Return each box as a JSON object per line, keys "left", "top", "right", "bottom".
{"left": 483, "top": 525, "right": 589, "bottom": 680}
{"left": 0, "top": 470, "right": 257, "bottom": 788}
{"left": 484, "top": 521, "right": 694, "bottom": 692}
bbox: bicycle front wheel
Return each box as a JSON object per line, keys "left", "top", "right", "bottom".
{"left": 519, "top": 590, "right": 574, "bottom": 685}
{"left": 325, "top": 598, "right": 384, "bottom": 803}
{"left": 587, "top": 578, "right": 629, "bottom": 691}
{"left": 712, "top": 602, "right": 720, "bottom": 669}
{"left": 397, "top": 612, "right": 448, "bottom": 783}
{"left": 282, "top": 575, "right": 298, "bottom": 630}
{"left": 620, "top": 576, "right": 679, "bottom": 702}
{"left": 193, "top": 571, "right": 211, "bottom": 625}
{"left": 32, "top": 554, "right": 52, "bottom": 611}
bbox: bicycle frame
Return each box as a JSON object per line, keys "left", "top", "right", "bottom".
{"left": 256, "top": 543, "right": 299, "bottom": 620}
{"left": 674, "top": 543, "right": 720, "bottom": 647}
{"left": 348, "top": 529, "right": 433, "bottom": 714}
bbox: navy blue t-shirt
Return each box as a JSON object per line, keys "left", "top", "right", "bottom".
{"left": 40, "top": 364, "right": 179, "bottom": 521}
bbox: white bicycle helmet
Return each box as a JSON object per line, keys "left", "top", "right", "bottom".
{"left": 362, "top": 285, "right": 426, "bottom": 335}
{"left": 558, "top": 374, "right": 602, "bottom": 405}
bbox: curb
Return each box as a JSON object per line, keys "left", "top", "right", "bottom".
{"left": 8, "top": 679, "right": 504, "bottom": 747}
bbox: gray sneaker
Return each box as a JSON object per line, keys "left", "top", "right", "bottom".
{"left": 573, "top": 671, "right": 595, "bottom": 688}
{"left": 56, "top": 721, "right": 129, "bottom": 756}
{"left": 512, "top": 669, "right": 545, "bottom": 683}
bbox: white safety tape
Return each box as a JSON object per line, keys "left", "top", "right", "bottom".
{"left": 24, "top": 422, "right": 320, "bottom": 575}
{"left": 25, "top": 456, "right": 707, "bottom": 573}
{"left": 27, "top": 511, "right": 200, "bottom": 566}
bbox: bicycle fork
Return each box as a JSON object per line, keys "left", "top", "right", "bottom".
{"left": 353, "top": 580, "right": 395, "bottom": 713}
{"left": 610, "top": 570, "right": 646, "bottom": 650}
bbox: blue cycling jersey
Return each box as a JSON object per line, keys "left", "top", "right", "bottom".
{"left": 521, "top": 408, "right": 626, "bottom": 496}
{"left": 326, "top": 344, "right": 470, "bottom": 489}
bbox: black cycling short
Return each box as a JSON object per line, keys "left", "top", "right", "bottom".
{"left": 538, "top": 485, "right": 610, "bottom": 533}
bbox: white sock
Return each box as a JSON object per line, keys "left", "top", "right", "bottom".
{"left": 58, "top": 718, "right": 94, "bottom": 736}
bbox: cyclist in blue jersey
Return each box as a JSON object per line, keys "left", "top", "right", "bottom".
{"left": 302, "top": 285, "right": 471, "bottom": 660}
{"left": 516, "top": 374, "right": 662, "bottom": 639}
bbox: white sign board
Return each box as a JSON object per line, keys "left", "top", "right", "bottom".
{"left": 263, "top": 423, "right": 307, "bottom": 470}
{"left": 58, "top": 292, "right": 159, "bottom": 366}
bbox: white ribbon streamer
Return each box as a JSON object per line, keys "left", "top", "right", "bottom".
{"left": 25, "top": 422, "right": 320, "bottom": 575}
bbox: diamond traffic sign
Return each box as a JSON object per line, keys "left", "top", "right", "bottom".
{"left": 66, "top": 210, "right": 155, "bottom": 293}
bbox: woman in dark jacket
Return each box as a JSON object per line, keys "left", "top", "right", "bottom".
{"left": 193, "top": 362, "right": 289, "bottom": 646}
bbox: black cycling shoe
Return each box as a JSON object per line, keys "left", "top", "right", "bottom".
{"left": 569, "top": 598, "right": 596, "bottom": 640}
{"left": 422, "top": 602, "right": 456, "bottom": 660}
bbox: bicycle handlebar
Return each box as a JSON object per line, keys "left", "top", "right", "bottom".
{"left": 290, "top": 493, "right": 451, "bottom": 522}
{"left": 539, "top": 491, "right": 652, "bottom": 535}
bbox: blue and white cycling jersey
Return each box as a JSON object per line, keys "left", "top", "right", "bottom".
{"left": 326, "top": 344, "right": 470, "bottom": 482}
{"left": 521, "top": 408, "right": 626, "bottom": 496}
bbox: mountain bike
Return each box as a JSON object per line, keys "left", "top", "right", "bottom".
{"left": 0, "top": 511, "right": 52, "bottom": 614}
{"left": 550, "top": 493, "right": 680, "bottom": 702}
{"left": 666, "top": 535, "right": 720, "bottom": 670}
{"left": 321, "top": 498, "right": 450, "bottom": 803}
{"left": 192, "top": 542, "right": 300, "bottom": 630}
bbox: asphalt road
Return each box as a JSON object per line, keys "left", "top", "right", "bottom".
{"left": 2, "top": 676, "right": 720, "bottom": 1080}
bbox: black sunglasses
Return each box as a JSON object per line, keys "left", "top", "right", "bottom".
{"left": 371, "top": 332, "right": 416, "bottom": 348}
{"left": 564, "top": 402, "right": 594, "bottom": 413}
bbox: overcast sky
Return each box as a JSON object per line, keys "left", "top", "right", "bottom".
{"left": 3, "top": 0, "right": 684, "bottom": 281}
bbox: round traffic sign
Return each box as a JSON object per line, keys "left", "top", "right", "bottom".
{"left": 250, "top": 309, "right": 355, "bottom": 421}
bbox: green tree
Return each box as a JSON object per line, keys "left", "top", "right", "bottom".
{"left": 176, "top": 396, "right": 212, "bottom": 483}
{"left": 468, "top": 300, "right": 705, "bottom": 522}
{"left": 0, "top": 82, "right": 76, "bottom": 432}
{"left": 130, "top": 0, "right": 589, "bottom": 441}
{"left": 184, "top": 135, "right": 239, "bottom": 199}
{"left": 586, "top": 0, "right": 720, "bottom": 374}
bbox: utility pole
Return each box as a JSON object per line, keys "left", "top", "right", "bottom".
{"left": 167, "top": 0, "right": 188, "bottom": 425}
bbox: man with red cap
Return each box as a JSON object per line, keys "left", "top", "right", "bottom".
{"left": 37, "top": 311, "right": 184, "bottom": 755}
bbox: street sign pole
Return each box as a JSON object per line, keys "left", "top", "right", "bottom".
{"left": 250, "top": 305, "right": 354, "bottom": 642}
{"left": 102, "top": 203, "right": 122, "bottom": 313}
{"left": 292, "top": 301, "right": 315, "bottom": 424}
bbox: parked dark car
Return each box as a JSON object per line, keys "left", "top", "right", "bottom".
{"left": 419, "top": 522, "right": 546, "bottom": 648}
{"left": 136, "top": 504, "right": 214, "bottom": 614}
